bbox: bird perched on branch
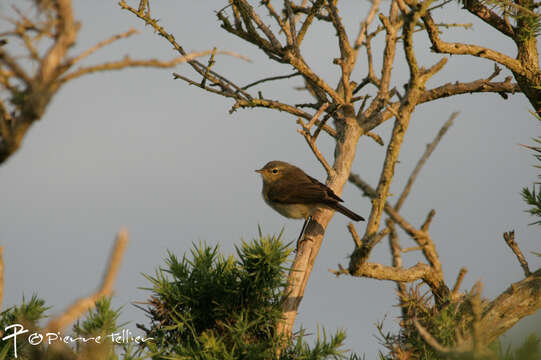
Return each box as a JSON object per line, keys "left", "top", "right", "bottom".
{"left": 255, "top": 160, "right": 364, "bottom": 245}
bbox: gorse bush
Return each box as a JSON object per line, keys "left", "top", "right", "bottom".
{"left": 137, "top": 230, "right": 355, "bottom": 359}
{"left": 138, "top": 233, "right": 290, "bottom": 358}
{"left": 521, "top": 113, "right": 541, "bottom": 227}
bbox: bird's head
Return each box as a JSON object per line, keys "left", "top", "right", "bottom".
{"left": 255, "top": 160, "right": 296, "bottom": 184}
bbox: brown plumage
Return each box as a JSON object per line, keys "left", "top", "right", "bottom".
{"left": 255, "top": 160, "right": 364, "bottom": 221}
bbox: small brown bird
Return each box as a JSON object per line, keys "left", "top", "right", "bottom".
{"left": 255, "top": 161, "right": 364, "bottom": 243}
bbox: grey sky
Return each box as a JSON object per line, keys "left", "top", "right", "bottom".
{"left": 1, "top": 0, "right": 540, "bottom": 357}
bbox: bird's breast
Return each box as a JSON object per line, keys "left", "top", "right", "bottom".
{"left": 261, "top": 184, "right": 313, "bottom": 219}
{"left": 270, "top": 202, "right": 313, "bottom": 219}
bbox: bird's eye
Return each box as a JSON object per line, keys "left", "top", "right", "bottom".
{"left": 272, "top": 168, "right": 279, "bottom": 174}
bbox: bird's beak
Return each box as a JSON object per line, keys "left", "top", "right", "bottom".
{"left": 255, "top": 168, "right": 263, "bottom": 173}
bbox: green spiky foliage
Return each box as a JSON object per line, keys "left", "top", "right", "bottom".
{"left": 285, "top": 327, "right": 359, "bottom": 360}
{"left": 376, "top": 284, "right": 473, "bottom": 360}
{"left": 71, "top": 297, "right": 146, "bottom": 360}
{"left": 521, "top": 112, "right": 541, "bottom": 226}
{"left": 376, "top": 286, "right": 541, "bottom": 360}
{"left": 0, "top": 295, "right": 49, "bottom": 360}
{"left": 136, "top": 230, "right": 357, "bottom": 359}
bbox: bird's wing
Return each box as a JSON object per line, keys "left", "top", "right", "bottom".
{"left": 267, "top": 175, "right": 344, "bottom": 204}
{"left": 306, "top": 175, "right": 343, "bottom": 202}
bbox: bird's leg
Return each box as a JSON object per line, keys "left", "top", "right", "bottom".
{"left": 296, "top": 216, "right": 311, "bottom": 252}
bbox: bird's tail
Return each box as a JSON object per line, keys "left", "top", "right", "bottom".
{"left": 333, "top": 203, "right": 365, "bottom": 221}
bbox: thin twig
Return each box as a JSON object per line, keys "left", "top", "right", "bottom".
{"left": 262, "top": 0, "right": 290, "bottom": 40}
{"left": 326, "top": 0, "right": 353, "bottom": 100}
{"left": 66, "top": 28, "right": 139, "bottom": 67}
{"left": 402, "top": 246, "right": 422, "bottom": 253}
{"left": 349, "top": 173, "right": 446, "bottom": 293}
{"left": 503, "top": 231, "right": 531, "bottom": 277}
{"left": 174, "top": 72, "right": 237, "bottom": 98}
{"left": 353, "top": 0, "right": 382, "bottom": 53}
{"left": 236, "top": 0, "right": 283, "bottom": 49}
{"left": 421, "top": 209, "right": 436, "bottom": 232}
{"left": 395, "top": 112, "right": 457, "bottom": 210}
{"left": 414, "top": 318, "right": 452, "bottom": 353}
{"left": 421, "top": 12, "right": 523, "bottom": 75}
{"left": 294, "top": 0, "right": 309, "bottom": 23}
{"left": 297, "top": 106, "right": 333, "bottom": 175}
{"left": 366, "top": 131, "right": 384, "bottom": 145}
{"left": 471, "top": 281, "right": 483, "bottom": 355}
{"left": 138, "top": 0, "right": 148, "bottom": 13}
{"left": 291, "top": 3, "right": 331, "bottom": 21}
{"left": 120, "top": 0, "right": 253, "bottom": 101}
{"left": 284, "top": 0, "right": 298, "bottom": 48}
{"left": 228, "top": 1, "right": 243, "bottom": 30}
{"left": 452, "top": 267, "right": 468, "bottom": 297}
{"left": 360, "top": 114, "right": 406, "bottom": 247}
{"left": 312, "top": 111, "right": 334, "bottom": 140}
{"left": 349, "top": 174, "right": 420, "bottom": 240}
{"left": 285, "top": 53, "right": 342, "bottom": 103}
{"left": 387, "top": 221, "right": 408, "bottom": 308}
{"left": 201, "top": 47, "right": 217, "bottom": 88}
{"left": 304, "top": 102, "right": 329, "bottom": 130}
{"left": 59, "top": 50, "right": 250, "bottom": 86}
{"left": 0, "top": 48, "right": 31, "bottom": 85}
{"left": 242, "top": 72, "right": 301, "bottom": 90}
{"left": 348, "top": 223, "right": 362, "bottom": 248}
{"left": 231, "top": 97, "right": 314, "bottom": 119}
{"left": 297, "top": 0, "right": 325, "bottom": 45}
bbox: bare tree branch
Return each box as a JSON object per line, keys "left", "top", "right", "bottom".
{"left": 297, "top": 0, "right": 325, "bottom": 45}
{"left": 284, "top": 0, "right": 298, "bottom": 48}
{"left": 333, "top": 261, "right": 434, "bottom": 283}
{"left": 503, "top": 230, "right": 531, "bottom": 277}
{"left": 387, "top": 222, "right": 408, "bottom": 309}
{"left": 419, "top": 74, "right": 520, "bottom": 104}
{"left": 347, "top": 222, "right": 362, "bottom": 248}
{"left": 452, "top": 267, "right": 468, "bottom": 299}
{"left": 261, "top": 0, "right": 291, "bottom": 43}
{"left": 396, "top": 112, "right": 457, "bottom": 210}
{"left": 421, "top": 12, "right": 524, "bottom": 75}
{"left": 348, "top": 174, "right": 445, "bottom": 280}
{"left": 291, "top": 2, "right": 331, "bottom": 22}
{"left": 462, "top": 0, "right": 515, "bottom": 37}
{"left": 0, "top": 1, "right": 244, "bottom": 166}
{"left": 475, "top": 268, "right": 541, "bottom": 345}
{"left": 298, "top": 103, "right": 333, "bottom": 176}
{"left": 353, "top": 0, "right": 382, "bottom": 53}
{"left": 235, "top": 0, "right": 283, "bottom": 50}
{"left": 65, "top": 28, "right": 139, "bottom": 68}
{"left": 0, "top": 48, "right": 31, "bottom": 85}
{"left": 46, "top": 229, "right": 129, "bottom": 333}
{"left": 60, "top": 51, "right": 249, "bottom": 85}
{"left": 242, "top": 72, "right": 301, "bottom": 90}
{"left": 230, "top": 98, "right": 314, "bottom": 119}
